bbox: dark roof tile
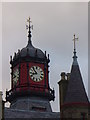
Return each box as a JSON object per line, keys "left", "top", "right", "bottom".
{"left": 64, "top": 64, "right": 89, "bottom": 104}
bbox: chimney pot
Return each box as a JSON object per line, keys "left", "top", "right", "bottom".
{"left": 61, "top": 72, "right": 66, "bottom": 80}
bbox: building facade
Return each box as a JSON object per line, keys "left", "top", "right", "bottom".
{"left": 3, "top": 18, "right": 90, "bottom": 119}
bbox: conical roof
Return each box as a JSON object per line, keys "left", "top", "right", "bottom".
{"left": 64, "top": 35, "right": 89, "bottom": 104}
{"left": 64, "top": 64, "right": 89, "bottom": 104}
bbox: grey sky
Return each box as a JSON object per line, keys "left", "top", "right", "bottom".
{"left": 0, "top": 2, "right": 2, "bottom": 91}
{"left": 2, "top": 2, "right": 88, "bottom": 112}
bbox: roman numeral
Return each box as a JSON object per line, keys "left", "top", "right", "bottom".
{"left": 41, "top": 73, "right": 44, "bottom": 76}
{"left": 40, "top": 76, "right": 43, "bottom": 79}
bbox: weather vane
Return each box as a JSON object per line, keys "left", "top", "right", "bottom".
{"left": 27, "top": 17, "right": 31, "bottom": 24}
{"left": 73, "top": 34, "right": 78, "bottom": 51}
{"left": 26, "top": 17, "right": 33, "bottom": 31}
{"left": 26, "top": 17, "right": 33, "bottom": 42}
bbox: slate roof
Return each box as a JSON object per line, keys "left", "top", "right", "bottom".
{"left": 64, "top": 51, "right": 89, "bottom": 104}
{"left": 4, "top": 108, "right": 60, "bottom": 119}
{"left": 13, "top": 22, "right": 47, "bottom": 61}
{"left": 13, "top": 40, "right": 45, "bottom": 60}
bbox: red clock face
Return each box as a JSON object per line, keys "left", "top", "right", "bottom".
{"left": 11, "top": 61, "right": 49, "bottom": 94}
{"left": 29, "top": 65, "right": 44, "bottom": 82}
{"left": 12, "top": 62, "right": 49, "bottom": 90}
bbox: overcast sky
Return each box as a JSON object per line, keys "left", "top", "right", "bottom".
{"left": 1, "top": 2, "right": 89, "bottom": 112}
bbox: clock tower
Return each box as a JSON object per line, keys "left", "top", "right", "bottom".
{"left": 6, "top": 17, "right": 55, "bottom": 112}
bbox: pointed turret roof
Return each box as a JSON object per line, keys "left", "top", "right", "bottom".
{"left": 64, "top": 35, "right": 89, "bottom": 104}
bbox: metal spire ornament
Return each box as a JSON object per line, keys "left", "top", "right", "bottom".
{"left": 26, "top": 17, "right": 33, "bottom": 45}
{"left": 72, "top": 34, "right": 78, "bottom": 65}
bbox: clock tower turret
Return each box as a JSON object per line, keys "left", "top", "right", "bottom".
{"left": 6, "top": 17, "right": 55, "bottom": 112}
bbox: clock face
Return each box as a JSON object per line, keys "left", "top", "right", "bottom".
{"left": 29, "top": 66, "right": 44, "bottom": 82}
{"left": 13, "top": 68, "right": 19, "bottom": 86}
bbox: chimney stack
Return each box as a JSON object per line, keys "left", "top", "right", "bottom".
{"left": 58, "top": 72, "right": 69, "bottom": 111}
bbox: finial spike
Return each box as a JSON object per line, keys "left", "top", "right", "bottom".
{"left": 10, "top": 56, "right": 12, "bottom": 62}
{"left": 72, "top": 34, "right": 78, "bottom": 65}
{"left": 27, "top": 16, "right": 31, "bottom": 26}
{"left": 26, "top": 17, "right": 33, "bottom": 45}
{"left": 73, "top": 34, "right": 78, "bottom": 51}
{"left": 45, "top": 51, "right": 46, "bottom": 57}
